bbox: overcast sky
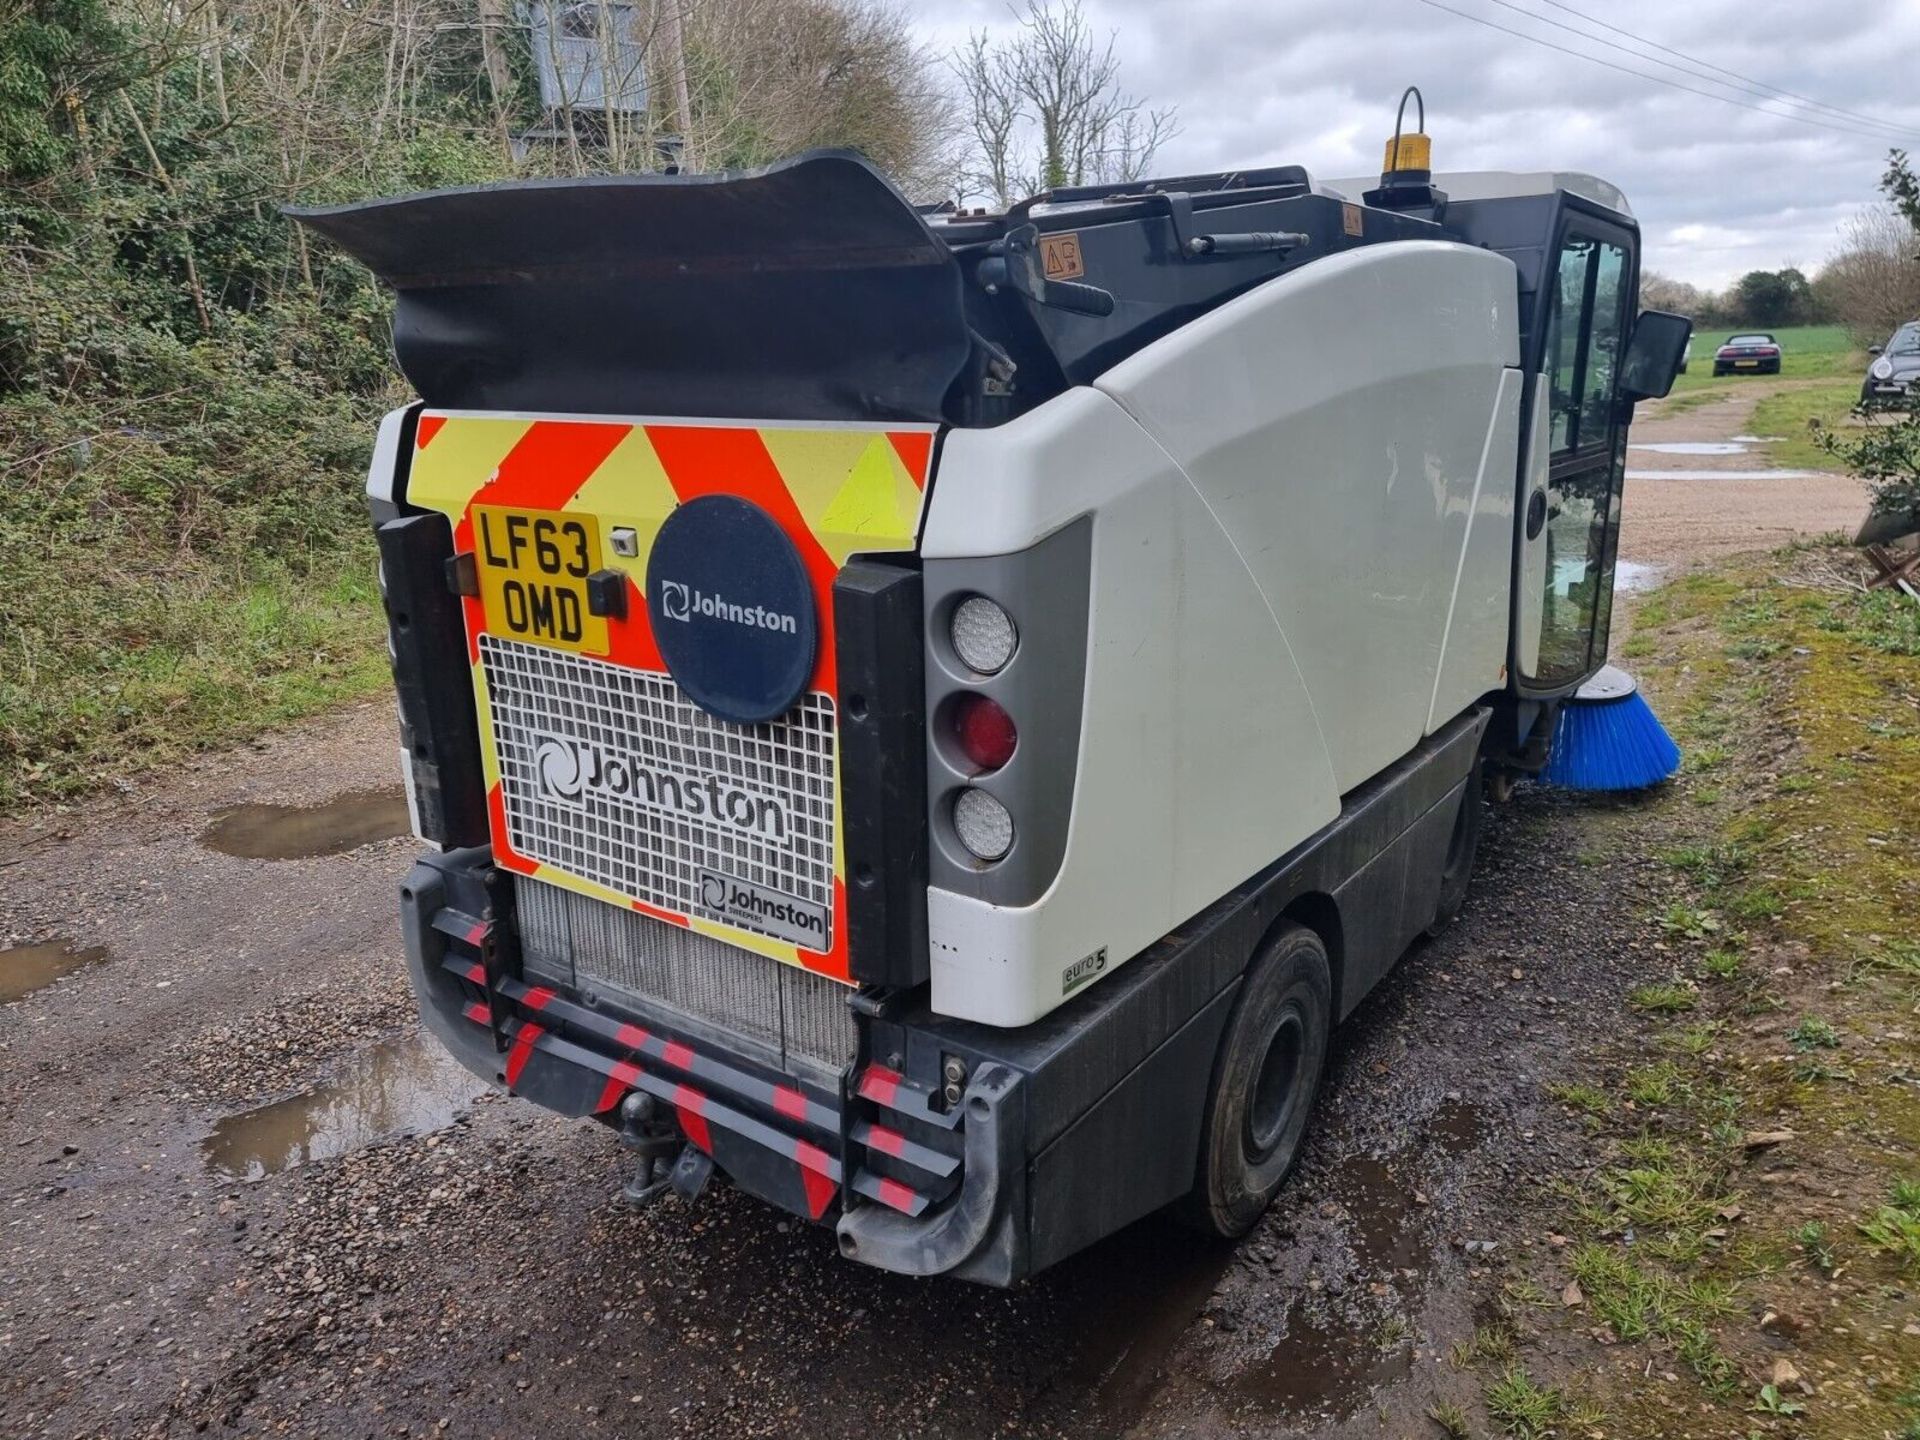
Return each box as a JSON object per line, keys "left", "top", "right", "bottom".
{"left": 899, "top": 0, "right": 1920, "bottom": 291}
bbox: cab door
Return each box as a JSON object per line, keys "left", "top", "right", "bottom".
{"left": 1515, "top": 204, "right": 1637, "bottom": 695}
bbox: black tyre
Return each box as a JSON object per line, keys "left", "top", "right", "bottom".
{"left": 1425, "top": 767, "right": 1485, "bottom": 938}
{"left": 1183, "top": 922, "right": 1331, "bottom": 1238}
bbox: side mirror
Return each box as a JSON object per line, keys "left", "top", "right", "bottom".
{"left": 1619, "top": 310, "right": 1693, "bottom": 401}
{"left": 1869, "top": 344, "right": 1884, "bottom": 356}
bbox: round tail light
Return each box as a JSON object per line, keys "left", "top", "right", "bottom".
{"left": 951, "top": 595, "right": 1017, "bottom": 674}
{"left": 953, "top": 787, "right": 1014, "bottom": 861}
{"left": 952, "top": 693, "right": 1017, "bottom": 772}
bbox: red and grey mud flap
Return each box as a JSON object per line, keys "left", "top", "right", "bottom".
{"left": 838, "top": 1060, "right": 1025, "bottom": 1282}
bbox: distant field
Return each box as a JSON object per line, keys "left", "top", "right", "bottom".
{"left": 1670, "top": 323, "right": 1860, "bottom": 393}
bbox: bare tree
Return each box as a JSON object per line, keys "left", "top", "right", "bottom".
{"left": 1821, "top": 205, "right": 1920, "bottom": 346}
{"left": 954, "top": 30, "right": 1022, "bottom": 205}
{"left": 1638, "top": 270, "right": 1703, "bottom": 318}
{"left": 678, "top": 0, "right": 954, "bottom": 187}
{"left": 951, "top": 0, "right": 1176, "bottom": 208}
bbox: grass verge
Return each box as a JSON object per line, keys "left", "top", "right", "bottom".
{"left": 0, "top": 540, "right": 387, "bottom": 809}
{"left": 1471, "top": 545, "right": 1920, "bottom": 1439}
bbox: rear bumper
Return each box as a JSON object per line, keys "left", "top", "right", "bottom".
{"left": 397, "top": 848, "right": 1027, "bottom": 1281}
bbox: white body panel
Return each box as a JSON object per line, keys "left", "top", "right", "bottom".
{"left": 366, "top": 406, "right": 436, "bottom": 846}
{"left": 1515, "top": 375, "right": 1553, "bottom": 678}
{"left": 924, "top": 389, "right": 1330, "bottom": 1027}
{"left": 1427, "top": 368, "right": 1523, "bottom": 728}
{"left": 365, "top": 406, "right": 411, "bottom": 503}
{"left": 1098, "top": 241, "right": 1519, "bottom": 790}
{"left": 922, "top": 242, "right": 1523, "bottom": 1027}
{"left": 1324, "top": 170, "right": 1631, "bottom": 215}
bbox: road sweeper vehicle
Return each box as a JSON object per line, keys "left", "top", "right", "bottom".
{"left": 293, "top": 108, "right": 1689, "bottom": 1284}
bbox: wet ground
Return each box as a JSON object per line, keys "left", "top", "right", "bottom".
{"left": 0, "top": 938, "right": 111, "bottom": 1005}
{"left": 199, "top": 786, "right": 411, "bottom": 860}
{"left": 200, "top": 1033, "right": 485, "bottom": 1181}
{"left": 0, "top": 701, "right": 1658, "bottom": 1440}
{"left": 1617, "top": 382, "right": 1865, "bottom": 575}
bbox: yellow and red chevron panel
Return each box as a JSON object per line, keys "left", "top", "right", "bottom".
{"left": 405, "top": 411, "right": 938, "bottom": 983}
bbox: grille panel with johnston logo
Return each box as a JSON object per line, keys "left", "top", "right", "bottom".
{"left": 479, "top": 635, "right": 837, "bottom": 951}
{"left": 517, "top": 878, "right": 857, "bottom": 1071}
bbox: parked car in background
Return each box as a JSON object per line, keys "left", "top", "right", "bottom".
{"left": 1862, "top": 321, "right": 1920, "bottom": 410}
{"left": 1678, "top": 335, "right": 1691, "bottom": 373}
{"left": 1713, "top": 333, "right": 1782, "bottom": 376}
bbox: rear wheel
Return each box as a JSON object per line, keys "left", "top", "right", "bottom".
{"left": 1183, "top": 922, "right": 1331, "bottom": 1238}
{"left": 1425, "top": 766, "right": 1485, "bottom": 937}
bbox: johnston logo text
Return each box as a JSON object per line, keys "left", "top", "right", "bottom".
{"left": 532, "top": 734, "right": 792, "bottom": 842}
{"left": 658, "top": 579, "right": 799, "bottom": 634}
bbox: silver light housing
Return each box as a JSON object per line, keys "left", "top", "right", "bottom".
{"left": 951, "top": 595, "right": 1018, "bottom": 674}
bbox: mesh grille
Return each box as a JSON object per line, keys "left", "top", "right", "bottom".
{"left": 517, "top": 878, "right": 855, "bottom": 1069}
{"left": 479, "top": 635, "right": 837, "bottom": 949}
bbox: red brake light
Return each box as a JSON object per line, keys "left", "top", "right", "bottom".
{"left": 953, "top": 693, "right": 1017, "bottom": 772}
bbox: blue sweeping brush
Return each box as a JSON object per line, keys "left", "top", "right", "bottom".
{"left": 1542, "top": 664, "right": 1681, "bottom": 791}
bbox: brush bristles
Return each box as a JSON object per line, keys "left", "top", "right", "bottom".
{"left": 1542, "top": 689, "right": 1681, "bottom": 792}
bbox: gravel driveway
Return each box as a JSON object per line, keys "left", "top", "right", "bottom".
{"left": 1619, "top": 382, "right": 1866, "bottom": 578}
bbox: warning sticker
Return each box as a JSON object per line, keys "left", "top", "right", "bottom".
{"left": 1041, "top": 231, "right": 1086, "bottom": 280}
{"left": 1342, "top": 203, "right": 1365, "bottom": 238}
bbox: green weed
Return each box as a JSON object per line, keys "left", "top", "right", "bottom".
{"left": 1626, "top": 1062, "right": 1681, "bottom": 1106}
{"left": 1788, "top": 1015, "right": 1841, "bottom": 1051}
{"left": 1701, "top": 949, "right": 1742, "bottom": 979}
{"left": 1749, "top": 1382, "right": 1805, "bottom": 1416}
{"left": 1630, "top": 982, "right": 1697, "bottom": 1014}
{"left": 1548, "top": 1081, "right": 1610, "bottom": 1117}
{"left": 1858, "top": 1181, "right": 1920, "bottom": 1272}
{"left": 1794, "top": 1220, "right": 1835, "bottom": 1272}
{"left": 1450, "top": 1322, "right": 1518, "bottom": 1368}
{"left": 1484, "top": 1367, "right": 1560, "bottom": 1439}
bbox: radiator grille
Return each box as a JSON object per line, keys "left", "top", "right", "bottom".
{"left": 479, "top": 635, "right": 837, "bottom": 950}
{"left": 517, "top": 878, "right": 856, "bottom": 1070}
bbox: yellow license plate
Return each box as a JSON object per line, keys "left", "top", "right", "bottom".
{"left": 473, "top": 505, "right": 608, "bottom": 654}
{"left": 1735, "top": 360, "right": 1758, "bottom": 368}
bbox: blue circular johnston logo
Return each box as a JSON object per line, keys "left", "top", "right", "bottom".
{"left": 646, "top": 495, "right": 817, "bottom": 726}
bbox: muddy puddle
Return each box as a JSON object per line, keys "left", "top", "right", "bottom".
{"left": 202, "top": 1033, "right": 485, "bottom": 1180}
{"left": 1614, "top": 560, "right": 1666, "bottom": 594}
{"left": 1626, "top": 468, "right": 1819, "bottom": 481}
{"left": 1058, "top": 1218, "right": 1238, "bottom": 1426}
{"left": 1233, "top": 1100, "right": 1487, "bottom": 1421}
{"left": 201, "top": 786, "right": 411, "bottom": 860}
{"left": 1, "top": 938, "right": 110, "bottom": 1004}
{"left": 1428, "top": 1095, "right": 1487, "bottom": 1155}
{"left": 1236, "top": 1303, "right": 1415, "bottom": 1415}
{"left": 1629, "top": 440, "right": 1751, "bottom": 456}
{"left": 1230, "top": 1152, "right": 1426, "bottom": 1419}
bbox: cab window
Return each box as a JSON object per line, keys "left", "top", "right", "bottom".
{"left": 1533, "top": 227, "right": 1633, "bottom": 688}
{"left": 1545, "top": 236, "right": 1629, "bottom": 454}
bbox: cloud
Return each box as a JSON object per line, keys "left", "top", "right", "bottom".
{"left": 900, "top": 0, "right": 1920, "bottom": 289}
